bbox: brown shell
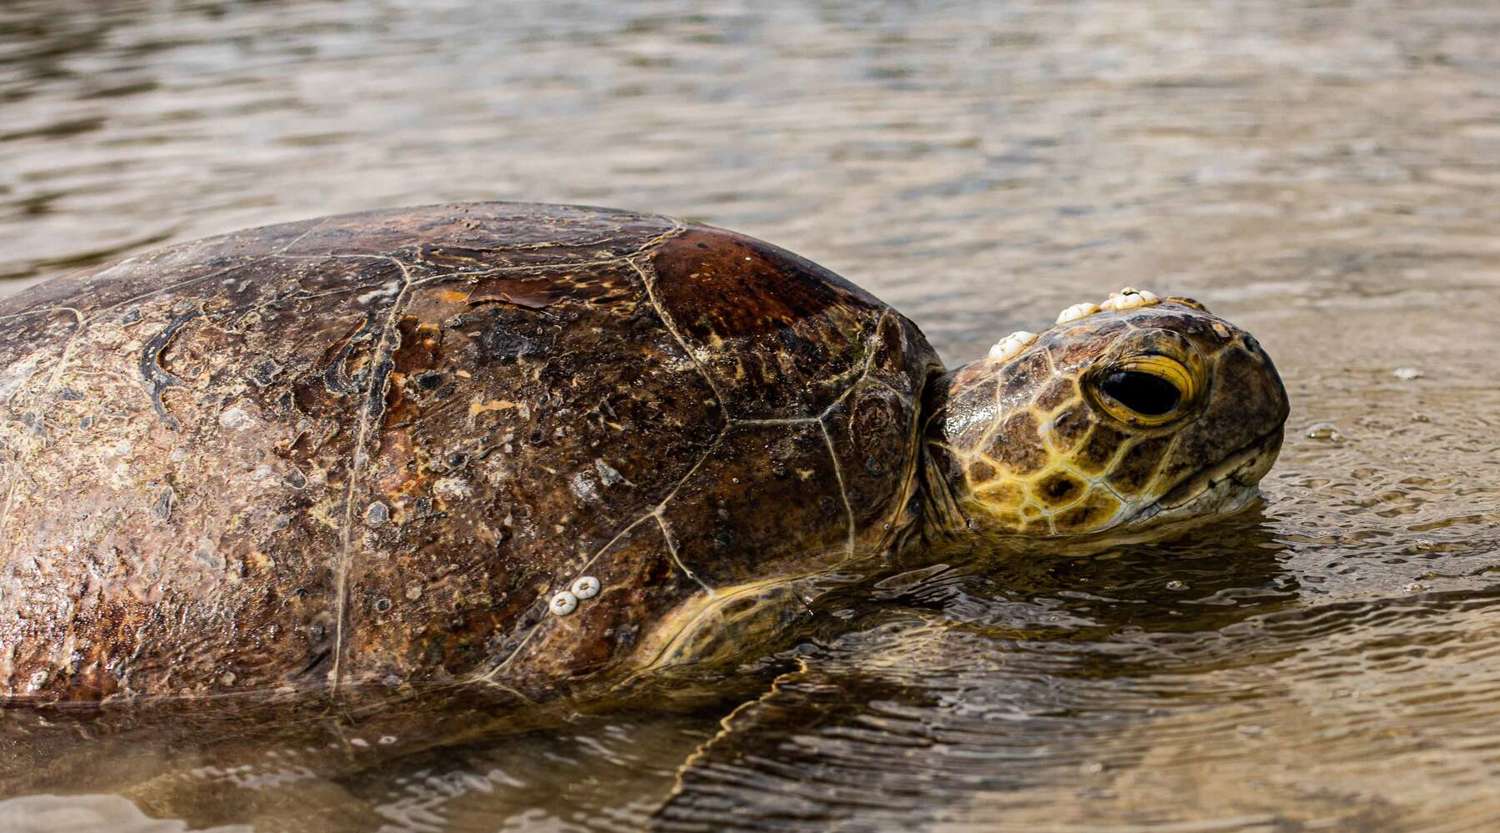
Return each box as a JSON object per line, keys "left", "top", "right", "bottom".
{"left": 0, "top": 203, "right": 941, "bottom": 704}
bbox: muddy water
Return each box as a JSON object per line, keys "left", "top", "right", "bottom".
{"left": 3, "top": 1, "right": 1500, "bottom": 831}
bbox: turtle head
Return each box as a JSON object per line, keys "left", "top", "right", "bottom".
{"left": 923, "top": 289, "right": 1289, "bottom": 541}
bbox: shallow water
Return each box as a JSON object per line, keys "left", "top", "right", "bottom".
{"left": 3, "top": 1, "right": 1500, "bottom": 831}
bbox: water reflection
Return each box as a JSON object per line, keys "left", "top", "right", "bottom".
{"left": 0, "top": 794, "right": 249, "bottom": 833}
{"left": 658, "top": 518, "right": 1297, "bottom": 830}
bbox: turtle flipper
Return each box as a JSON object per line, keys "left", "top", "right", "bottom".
{"left": 652, "top": 610, "right": 959, "bottom": 830}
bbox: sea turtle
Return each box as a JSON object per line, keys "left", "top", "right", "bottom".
{"left": 0, "top": 202, "right": 1288, "bottom": 708}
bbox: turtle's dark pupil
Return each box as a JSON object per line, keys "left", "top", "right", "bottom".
{"left": 1100, "top": 370, "right": 1181, "bottom": 416}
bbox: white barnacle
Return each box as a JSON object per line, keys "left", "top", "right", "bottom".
{"left": 571, "top": 576, "right": 600, "bottom": 600}
{"left": 433, "top": 476, "right": 473, "bottom": 501}
{"left": 218, "top": 405, "right": 254, "bottom": 431}
{"left": 987, "top": 331, "right": 1038, "bottom": 364}
{"left": 549, "top": 591, "right": 579, "bottom": 616}
{"left": 355, "top": 280, "right": 401, "bottom": 305}
{"left": 364, "top": 501, "right": 390, "bottom": 526}
{"left": 1100, "top": 287, "right": 1161, "bottom": 312}
{"left": 1055, "top": 302, "right": 1101, "bottom": 325}
{"left": 594, "top": 459, "right": 627, "bottom": 487}
{"left": 568, "top": 471, "right": 601, "bottom": 503}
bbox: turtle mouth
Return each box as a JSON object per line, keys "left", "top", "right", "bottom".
{"left": 1122, "top": 427, "right": 1284, "bottom": 530}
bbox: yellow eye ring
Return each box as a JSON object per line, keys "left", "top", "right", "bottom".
{"left": 1090, "top": 355, "right": 1198, "bottom": 427}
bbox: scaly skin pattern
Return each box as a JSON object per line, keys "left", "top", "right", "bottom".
{"left": 923, "top": 295, "right": 1289, "bottom": 539}
{"left": 0, "top": 203, "right": 940, "bottom": 704}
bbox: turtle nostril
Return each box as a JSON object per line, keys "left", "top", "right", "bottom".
{"left": 1100, "top": 370, "right": 1181, "bottom": 416}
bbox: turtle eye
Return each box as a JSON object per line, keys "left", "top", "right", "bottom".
{"left": 1101, "top": 371, "right": 1179, "bottom": 415}
{"left": 1091, "top": 355, "right": 1197, "bottom": 426}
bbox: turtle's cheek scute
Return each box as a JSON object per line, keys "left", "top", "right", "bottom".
{"left": 1052, "top": 491, "right": 1125, "bottom": 535}
{"left": 1036, "top": 471, "right": 1086, "bottom": 506}
{"left": 1220, "top": 338, "right": 1291, "bottom": 440}
{"left": 1154, "top": 337, "right": 1289, "bottom": 493}
{"left": 1106, "top": 435, "right": 1173, "bottom": 496}
{"left": 1043, "top": 403, "right": 1093, "bottom": 456}
{"left": 1074, "top": 423, "right": 1128, "bottom": 475}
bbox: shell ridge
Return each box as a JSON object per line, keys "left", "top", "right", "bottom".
{"left": 105, "top": 255, "right": 270, "bottom": 314}
{"left": 652, "top": 512, "right": 714, "bottom": 595}
{"left": 38, "top": 307, "right": 84, "bottom": 394}
{"left": 0, "top": 307, "right": 83, "bottom": 420}
{"left": 821, "top": 309, "right": 892, "bottom": 419}
{"left": 330, "top": 256, "right": 415, "bottom": 694}
{"left": 627, "top": 218, "right": 688, "bottom": 259}
{"left": 730, "top": 416, "right": 819, "bottom": 427}
{"left": 626, "top": 257, "right": 730, "bottom": 414}
{"left": 272, "top": 216, "right": 333, "bottom": 256}
{"left": 818, "top": 420, "right": 857, "bottom": 559}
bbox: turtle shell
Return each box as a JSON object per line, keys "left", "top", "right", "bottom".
{"left": 0, "top": 203, "right": 941, "bottom": 703}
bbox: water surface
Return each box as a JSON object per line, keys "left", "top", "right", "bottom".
{"left": 2, "top": 1, "right": 1499, "bottom": 831}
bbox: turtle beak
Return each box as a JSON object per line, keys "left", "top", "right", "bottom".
{"left": 1133, "top": 425, "right": 1284, "bottom": 528}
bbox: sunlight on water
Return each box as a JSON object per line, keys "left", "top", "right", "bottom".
{"left": 2, "top": 0, "right": 1499, "bottom": 830}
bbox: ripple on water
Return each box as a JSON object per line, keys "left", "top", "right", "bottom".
{"left": 656, "top": 587, "right": 1500, "bottom": 833}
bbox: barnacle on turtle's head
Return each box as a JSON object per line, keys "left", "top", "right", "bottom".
{"left": 924, "top": 290, "right": 1289, "bottom": 541}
